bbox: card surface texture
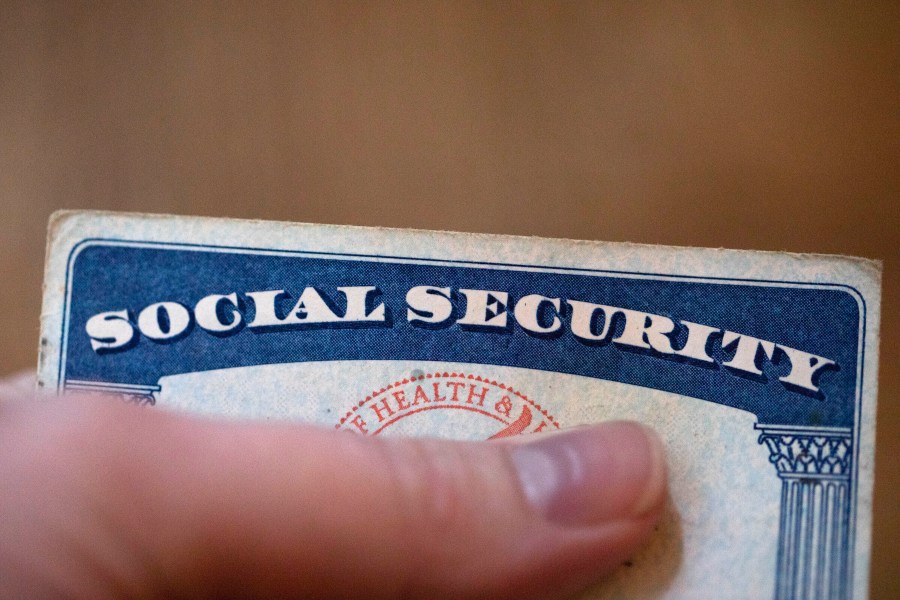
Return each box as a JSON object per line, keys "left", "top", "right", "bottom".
{"left": 38, "top": 211, "right": 881, "bottom": 600}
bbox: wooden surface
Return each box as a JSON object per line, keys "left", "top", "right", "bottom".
{"left": 1, "top": 3, "right": 896, "bottom": 597}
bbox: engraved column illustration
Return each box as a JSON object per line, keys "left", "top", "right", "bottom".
{"left": 756, "top": 425, "right": 852, "bottom": 600}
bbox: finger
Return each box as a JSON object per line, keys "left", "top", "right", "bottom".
{"left": 0, "top": 371, "right": 36, "bottom": 400}
{"left": 0, "top": 396, "right": 667, "bottom": 600}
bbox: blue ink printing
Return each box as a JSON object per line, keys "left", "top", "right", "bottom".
{"left": 56, "top": 238, "right": 868, "bottom": 600}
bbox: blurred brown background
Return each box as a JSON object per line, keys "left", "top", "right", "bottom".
{"left": 1, "top": 2, "right": 896, "bottom": 597}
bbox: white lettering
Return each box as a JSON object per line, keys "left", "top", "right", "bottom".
{"left": 514, "top": 294, "right": 562, "bottom": 335}
{"left": 245, "top": 290, "right": 285, "bottom": 328}
{"left": 339, "top": 286, "right": 385, "bottom": 322}
{"left": 195, "top": 293, "right": 242, "bottom": 334}
{"left": 777, "top": 345, "right": 836, "bottom": 392}
{"left": 674, "top": 321, "right": 719, "bottom": 363}
{"left": 612, "top": 309, "right": 676, "bottom": 354}
{"left": 568, "top": 300, "right": 616, "bottom": 342}
{"left": 83, "top": 284, "right": 841, "bottom": 402}
{"left": 721, "top": 331, "right": 775, "bottom": 375}
{"left": 458, "top": 289, "right": 508, "bottom": 329}
{"left": 86, "top": 310, "right": 136, "bottom": 352}
{"left": 406, "top": 286, "right": 453, "bottom": 325}
{"left": 137, "top": 302, "right": 191, "bottom": 341}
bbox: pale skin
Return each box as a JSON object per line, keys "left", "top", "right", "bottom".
{"left": 0, "top": 372, "right": 667, "bottom": 599}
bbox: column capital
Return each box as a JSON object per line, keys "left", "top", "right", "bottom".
{"left": 755, "top": 424, "right": 852, "bottom": 480}
{"left": 64, "top": 379, "right": 160, "bottom": 407}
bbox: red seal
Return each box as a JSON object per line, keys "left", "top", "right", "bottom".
{"left": 335, "top": 371, "right": 560, "bottom": 439}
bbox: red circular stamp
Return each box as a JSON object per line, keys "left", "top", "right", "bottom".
{"left": 335, "top": 371, "right": 560, "bottom": 439}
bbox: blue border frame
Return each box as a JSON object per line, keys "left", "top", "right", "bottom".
{"left": 57, "top": 237, "right": 869, "bottom": 592}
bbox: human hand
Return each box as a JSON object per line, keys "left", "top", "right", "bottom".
{"left": 0, "top": 374, "right": 666, "bottom": 599}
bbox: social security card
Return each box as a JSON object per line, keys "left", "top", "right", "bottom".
{"left": 37, "top": 211, "right": 881, "bottom": 600}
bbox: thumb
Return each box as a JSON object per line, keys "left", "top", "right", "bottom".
{"left": 1, "top": 396, "right": 667, "bottom": 600}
